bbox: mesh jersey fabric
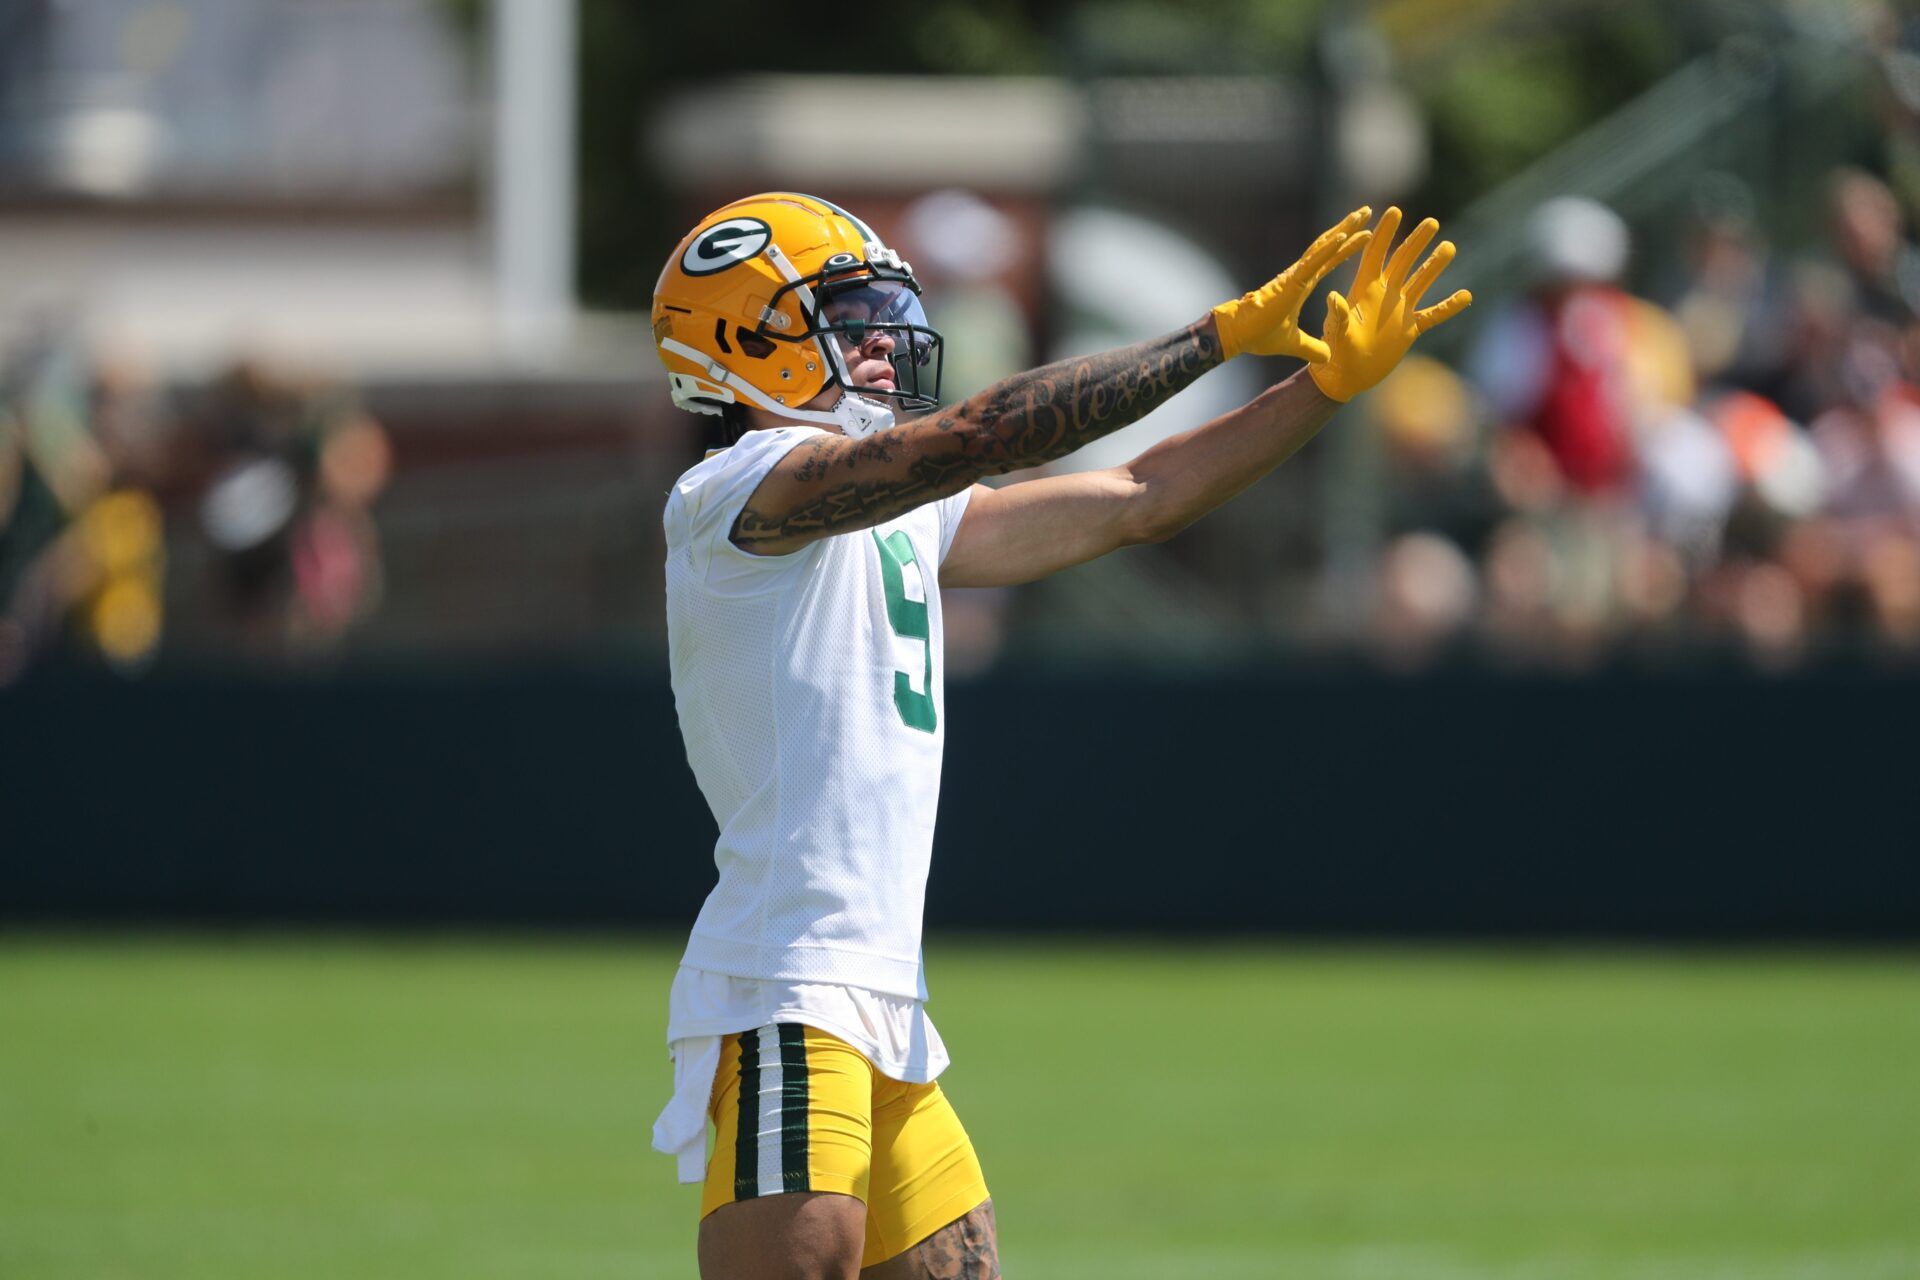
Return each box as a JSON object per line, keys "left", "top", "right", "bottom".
{"left": 666, "top": 967, "right": 950, "bottom": 1084}
{"left": 662, "top": 424, "right": 973, "bottom": 1002}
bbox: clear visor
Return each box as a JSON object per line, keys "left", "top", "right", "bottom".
{"left": 818, "top": 280, "right": 935, "bottom": 366}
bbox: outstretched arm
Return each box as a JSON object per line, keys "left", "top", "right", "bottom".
{"left": 729, "top": 208, "right": 1375, "bottom": 555}
{"left": 940, "top": 367, "right": 1334, "bottom": 587}
{"left": 731, "top": 320, "right": 1223, "bottom": 555}
{"left": 942, "top": 207, "right": 1474, "bottom": 588}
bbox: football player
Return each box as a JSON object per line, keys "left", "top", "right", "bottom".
{"left": 649, "top": 193, "right": 1468, "bottom": 1279}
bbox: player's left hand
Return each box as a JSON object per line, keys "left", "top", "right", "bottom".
{"left": 1308, "top": 207, "right": 1473, "bottom": 403}
{"left": 1211, "top": 207, "right": 1374, "bottom": 363}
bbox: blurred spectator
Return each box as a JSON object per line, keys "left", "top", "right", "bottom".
{"left": 0, "top": 327, "right": 167, "bottom": 683}
{"left": 1462, "top": 199, "right": 1696, "bottom": 661}
{"left": 185, "top": 363, "right": 391, "bottom": 656}
{"left": 0, "top": 342, "right": 391, "bottom": 681}
{"left": 1827, "top": 167, "right": 1920, "bottom": 325}
{"left": 1665, "top": 191, "right": 1796, "bottom": 396}
{"left": 1472, "top": 197, "right": 1644, "bottom": 497}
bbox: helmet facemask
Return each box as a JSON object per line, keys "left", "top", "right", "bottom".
{"left": 760, "top": 249, "right": 944, "bottom": 412}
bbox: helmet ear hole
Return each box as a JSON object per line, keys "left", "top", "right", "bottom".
{"left": 735, "top": 327, "right": 776, "bottom": 359}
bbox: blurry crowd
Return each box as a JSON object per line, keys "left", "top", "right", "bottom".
{"left": 1365, "top": 169, "right": 1920, "bottom": 669}
{"left": 15, "top": 164, "right": 1920, "bottom": 678}
{"left": 0, "top": 333, "right": 390, "bottom": 685}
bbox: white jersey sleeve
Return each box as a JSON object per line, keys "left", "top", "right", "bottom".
{"left": 932, "top": 484, "right": 975, "bottom": 565}
{"left": 663, "top": 425, "right": 831, "bottom": 588}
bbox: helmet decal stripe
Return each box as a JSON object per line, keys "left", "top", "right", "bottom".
{"left": 810, "top": 195, "right": 879, "bottom": 246}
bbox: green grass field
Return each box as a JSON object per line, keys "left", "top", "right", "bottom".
{"left": 2, "top": 937, "right": 1916, "bottom": 1279}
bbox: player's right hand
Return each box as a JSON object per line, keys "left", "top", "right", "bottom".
{"left": 1210, "top": 207, "right": 1374, "bottom": 363}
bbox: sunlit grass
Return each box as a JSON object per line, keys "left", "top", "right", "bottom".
{"left": 1, "top": 936, "right": 1915, "bottom": 1279}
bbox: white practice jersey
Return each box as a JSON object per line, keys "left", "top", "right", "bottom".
{"left": 665, "top": 967, "right": 949, "bottom": 1083}
{"left": 663, "top": 425, "right": 973, "bottom": 1002}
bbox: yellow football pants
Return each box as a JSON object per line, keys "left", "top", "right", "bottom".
{"left": 702, "top": 1023, "right": 989, "bottom": 1268}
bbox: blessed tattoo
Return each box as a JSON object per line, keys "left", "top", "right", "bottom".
{"left": 732, "top": 323, "right": 1221, "bottom": 546}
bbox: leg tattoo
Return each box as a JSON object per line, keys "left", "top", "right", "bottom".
{"left": 904, "top": 1200, "right": 999, "bottom": 1279}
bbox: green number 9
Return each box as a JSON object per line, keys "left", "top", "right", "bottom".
{"left": 872, "top": 530, "right": 937, "bottom": 733}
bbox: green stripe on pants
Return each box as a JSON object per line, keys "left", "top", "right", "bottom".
{"left": 733, "top": 1028, "right": 760, "bottom": 1201}
{"left": 778, "top": 1024, "right": 810, "bottom": 1193}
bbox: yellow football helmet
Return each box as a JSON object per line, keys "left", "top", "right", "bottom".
{"left": 652, "top": 193, "right": 942, "bottom": 426}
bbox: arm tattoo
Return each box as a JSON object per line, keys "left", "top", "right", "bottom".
{"left": 732, "top": 321, "right": 1222, "bottom": 546}
{"left": 909, "top": 1200, "right": 1000, "bottom": 1280}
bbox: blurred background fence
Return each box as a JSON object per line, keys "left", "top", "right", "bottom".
{"left": 5, "top": 0, "right": 1920, "bottom": 934}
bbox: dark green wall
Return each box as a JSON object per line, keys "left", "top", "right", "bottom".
{"left": 3, "top": 666, "right": 1914, "bottom": 937}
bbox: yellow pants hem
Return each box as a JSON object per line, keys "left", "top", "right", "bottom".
{"left": 698, "top": 1174, "right": 867, "bottom": 1221}
{"left": 864, "top": 1179, "right": 992, "bottom": 1268}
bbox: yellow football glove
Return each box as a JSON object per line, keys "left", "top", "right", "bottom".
{"left": 1308, "top": 207, "right": 1473, "bottom": 403}
{"left": 1211, "top": 207, "right": 1374, "bottom": 362}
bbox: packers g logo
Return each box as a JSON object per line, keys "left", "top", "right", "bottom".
{"left": 681, "top": 217, "right": 772, "bottom": 275}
